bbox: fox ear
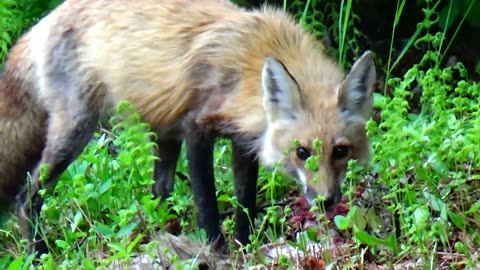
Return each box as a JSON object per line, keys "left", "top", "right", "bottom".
{"left": 338, "top": 51, "right": 376, "bottom": 120}
{"left": 262, "top": 56, "right": 302, "bottom": 124}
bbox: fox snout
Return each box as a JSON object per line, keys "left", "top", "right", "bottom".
{"left": 304, "top": 172, "right": 343, "bottom": 210}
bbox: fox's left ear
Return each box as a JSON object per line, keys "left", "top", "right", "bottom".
{"left": 338, "top": 51, "right": 376, "bottom": 120}
{"left": 262, "top": 56, "right": 302, "bottom": 124}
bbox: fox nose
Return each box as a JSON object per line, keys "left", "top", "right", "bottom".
{"left": 323, "top": 196, "right": 337, "bottom": 210}
{"left": 324, "top": 189, "right": 342, "bottom": 210}
{"left": 305, "top": 185, "right": 342, "bottom": 209}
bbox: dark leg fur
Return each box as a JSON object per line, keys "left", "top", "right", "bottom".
{"left": 16, "top": 58, "right": 101, "bottom": 255}
{"left": 152, "top": 138, "right": 182, "bottom": 200}
{"left": 17, "top": 104, "right": 99, "bottom": 255}
{"left": 184, "top": 125, "right": 222, "bottom": 245}
{"left": 14, "top": 27, "right": 105, "bottom": 256}
{"left": 232, "top": 142, "right": 259, "bottom": 247}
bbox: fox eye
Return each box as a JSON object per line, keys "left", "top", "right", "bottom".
{"left": 333, "top": 145, "right": 350, "bottom": 160}
{"left": 296, "top": 147, "right": 311, "bottom": 160}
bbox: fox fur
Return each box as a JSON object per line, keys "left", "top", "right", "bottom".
{"left": 0, "top": 0, "right": 376, "bottom": 254}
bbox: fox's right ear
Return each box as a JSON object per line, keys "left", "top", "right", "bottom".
{"left": 338, "top": 51, "right": 376, "bottom": 120}
{"left": 262, "top": 56, "right": 302, "bottom": 125}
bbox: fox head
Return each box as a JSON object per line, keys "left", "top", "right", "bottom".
{"left": 259, "top": 51, "right": 376, "bottom": 209}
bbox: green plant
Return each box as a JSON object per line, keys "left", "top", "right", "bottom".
{"left": 1, "top": 0, "right": 480, "bottom": 268}
{"left": 0, "top": 0, "right": 19, "bottom": 63}
{"left": 365, "top": 31, "right": 480, "bottom": 270}
{"left": 285, "top": 0, "right": 363, "bottom": 68}
{"left": 437, "top": 0, "right": 480, "bottom": 31}
{"left": 0, "top": 0, "right": 64, "bottom": 65}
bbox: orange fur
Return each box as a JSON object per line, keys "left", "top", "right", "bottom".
{"left": 0, "top": 0, "right": 376, "bottom": 251}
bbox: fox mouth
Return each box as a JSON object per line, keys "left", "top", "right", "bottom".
{"left": 305, "top": 185, "right": 342, "bottom": 211}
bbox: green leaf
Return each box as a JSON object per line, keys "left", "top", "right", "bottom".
{"left": 334, "top": 215, "right": 350, "bottom": 230}
{"left": 95, "top": 222, "right": 115, "bottom": 236}
{"left": 81, "top": 259, "right": 96, "bottom": 270}
{"left": 108, "top": 242, "right": 126, "bottom": 253}
{"left": 0, "top": 32, "right": 11, "bottom": 43}
{"left": 465, "top": 0, "right": 480, "bottom": 28}
{"left": 71, "top": 211, "right": 83, "bottom": 231}
{"left": 353, "top": 229, "right": 384, "bottom": 246}
{"left": 99, "top": 178, "right": 112, "bottom": 197}
{"left": 0, "top": 256, "right": 11, "bottom": 269}
{"left": 447, "top": 211, "right": 467, "bottom": 229}
{"left": 365, "top": 208, "right": 384, "bottom": 233}
{"left": 7, "top": 257, "right": 22, "bottom": 270}
{"left": 413, "top": 206, "right": 430, "bottom": 231}
{"left": 217, "top": 194, "right": 231, "bottom": 203}
{"left": 55, "top": 240, "right": 70, "bottom": 250}
{"left": 21, "top": 254, "right": 35, "bottom": 270}
{"left": 127, "top": 234, "right": 144, "bottom": 253}
{"left": 373, "top": 93, "right": 387, "bottom": 109}
{"left": 116, "top": 222, "right": 138, "bottom": 238}
{"left": 404, "top": 189, "right": 417, "bottom": 206}
{"left": 351, "top": 206, "right": 367, "bottom": 231}
{"left": 468, "top": 200, "right": 480, "bottom": 214}
{"left": 385, "top": 234, "right": 400, "bottom": 255}
{"left": 423, "top": 190, "right": 447, "bottom": 220}
{"left": 306, "top": 227, "right": 318, "bottom": 242}
{"left": 438, "top": 0, "right": 460, "bottom": 31}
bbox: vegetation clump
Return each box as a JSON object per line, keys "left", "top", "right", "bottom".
{"left": 0, "top": 0, "right": 479, "bottom": 268}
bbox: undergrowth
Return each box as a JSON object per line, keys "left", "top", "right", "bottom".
{"left": 363, "top": 48, "right": 480, "bottom": 268}
{"left": 0, "top": 0, "right": 479, "bottom": 269}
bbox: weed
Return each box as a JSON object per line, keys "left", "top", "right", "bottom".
{"left": 1, "top": 0, "right": 479, "bottom": 269}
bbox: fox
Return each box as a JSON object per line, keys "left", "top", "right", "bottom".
{"left": 0, "top": 0, "right": 376, "bottom": 255}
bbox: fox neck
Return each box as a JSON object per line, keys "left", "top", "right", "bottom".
{"left": 193, "top": 91, "right": 267, "bottom": 156}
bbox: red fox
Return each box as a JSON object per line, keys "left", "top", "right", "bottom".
{"left": 0, "top": 0, "right": 376, "bottom": 254}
